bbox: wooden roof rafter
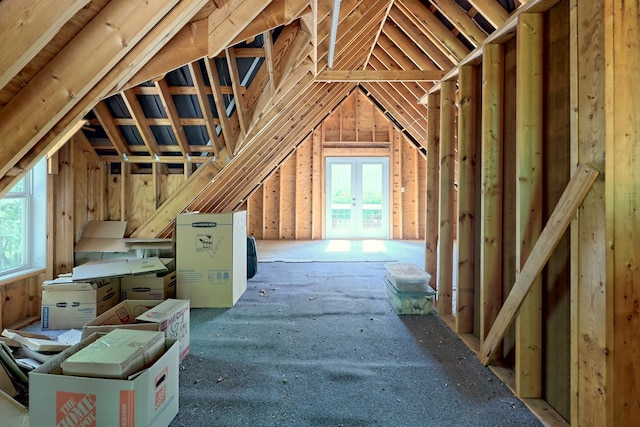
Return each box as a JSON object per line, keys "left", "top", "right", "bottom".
{"left": 120, "top": 89, "right": 163, "bottom": 159}
{"left": 204, "top": 56, "right": 237, "bottom": 155}
{"left": 187, "top": 60, "right": 222, "bottom": 158}
{"left": 154, "top": 77, "right": 192, "bottom": 158}
{"left": 93, "top": 101, "right": 133, "bottom": 160}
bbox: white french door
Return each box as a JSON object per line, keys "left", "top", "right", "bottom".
{"left": 325, "top": 157, "right": 389, "bottom": 239}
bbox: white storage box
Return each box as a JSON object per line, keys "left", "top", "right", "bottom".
{"left": 384, "top": 263, "right": 432, "bottom": 292}
{"left": 384, "top": 276, "right": 435, "bottom": 315}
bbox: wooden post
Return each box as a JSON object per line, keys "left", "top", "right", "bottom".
{"left": 515, "top": 13, "right": 543, "bottom": 398}
{"left": 456, "top": 65, "right": 477, "bottom": 334}
{"left": 480, "top": 43, "right": 504, "bottom": 346}
{"left": 437, "top": 81, "right": 457, "bottom": 315}
{"left": 603, "top": 1, "right": 640, "bottom": 425}
{"left": 426, "top": 92, "right": 441, "bottom": 289}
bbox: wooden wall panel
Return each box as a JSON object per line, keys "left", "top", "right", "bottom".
{"left": 401, "top": 141, "right": 419, "bottom": 239}
{"left": 311, "top": 129, "right": 323, "bottom": 239}
{"left": 295, "top": 136, "right": 314, "bottom": 239}
{"left": 263, "top": 169, "right": 280, "bottom": 239}
{"left": 279, "top": 157, "right": 296, "bottom": 239}
{"left": 391, "top": 128, "right": 403, "bottom": 239}
{"left": 245, "top": 89, "right": 424, "bottom": 241}
{"left": 247, "top": 185, "right": 264, "bottom": 239}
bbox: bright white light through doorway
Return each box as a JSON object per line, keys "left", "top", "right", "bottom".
{"left": 325, "top": 157, "right": 389, "bottom": 239}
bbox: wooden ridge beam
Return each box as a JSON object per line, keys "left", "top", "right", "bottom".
{"left": 0, "top": 0, "right": 181, "bottom": 180}
{"left": 479, "top": 164, "right": 599, "bottom": 365}
{"left": 0, "top": 0, "right": 89, "bottom": 91}
{"left": 315, "top": 69, "right": 445, "bottom": 82}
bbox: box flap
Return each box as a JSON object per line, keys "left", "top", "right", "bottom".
{"left": 0, "top": 389, "right": 28, "bottom": 427}
{"left": 135, "top": 299, "right": 188, "bottom": 324}
{"left": 1, "top": 329, "right": 70, "bottom": 352}
{"left": 75, "top": 221, "right": 129, "bottom": 253}
{"left": 72, "top": 257, "right": 167, "bottom": 281}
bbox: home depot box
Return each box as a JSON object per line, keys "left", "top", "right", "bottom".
{"left": 41, "top": 277, "right": 120, "bottom": 330}
{"left": 176, "top": 211, "right": 247, "bottom": 307}
{"left": 82, "top": 299, "right": 190, "bottom": 361}
{"left": 120, "top": 259, "right": 176, "bottom": 300}
{"left": 29, "top": 334, "right": 179, "bottom": 427}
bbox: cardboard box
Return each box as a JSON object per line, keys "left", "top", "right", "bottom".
{"left": 61, "top": 329, "right": 166, "bottom": 379}
{"left": 41, "top": 277, "right": 120, "bottom": 330}
{"left": 120, "top": 259, "right": 176, "bottom": 300}
{"left": 176, "top": 211, "right": 247, "bottom": 307}
{"left": 75, "top": 220, "right": 174, "bottom": 264}
{"left": 82, "top": 299, "right": 190, "bottom": 361}
{"left": 29, "top": 334, "right": 179, "bottom": 427}
{"left": 71, "top": 257, "right": 168, "bottom": 282}
{"left": 0, "top": 389, "right": 28, "bottom": 427}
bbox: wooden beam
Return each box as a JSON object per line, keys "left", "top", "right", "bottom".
{"left": 204, "top": 56, "right": 236, "bottom": 155}
{"left": 429, "top": 0, "right": 488, "bottom": 47}
{"left": 225, "top": 47, "right": 248, "bottom": 137}
{"left": 315, "top": 70, "right": 446, "bottom": 82}
{"left": 514, "top": 12, "right": 543, "bottom": 399}
{"left": 456, "top": 64, "right": 477, "bottom": 334}
{"left": 437, "top": 81, "right": 456, "bottom": 315}
{"left": 93, "top": 101, "right": 132, "bottom": 159}
{"left": 479, "top": 163, "right": 599, "bottom": 365}
{"left": 188, "top": 61, "right": 222, "bottom": 157}
{"left": 45, "top": 120, "right": 88, "bottom": 159}
{"left": 120, "top": 19, "right": 208, "bottom": 92}
{"left": 0, "top": 0, "right": 208, "bottom": 198}
{"left": 398, "top": 0, "right": 471, "bottom": 62}
{"left": 480, "top": 43, "right": 504, "bottom": 345}
{"left": 208, "top": 0, "right": 274, "bottom": 58}
{"left": 0, "top": 0, "right": 89, "bottom": 90}
{"left": 155, "top": 78, "right": 192, "bottom": 157}
{"left": 0, "top": 0, "right": 180, "bottom": 180}
{"left": 363, "top": 0, "right": 394, "bottom": 69}
{"left": 467, "top": 0, "right": 509, "bottom": 29}
{"left": 387, "top": 5, "right": 456, "bottom": 69}
{"left": 229, "top": 0, "right": 311, "bottom": 46}
{"left": 426, "top": 92, "right": 441, "bottom": 289}
{"left": 263, "top": 31, "right": 277, "bottom": 91}
{"left": 121, "top": 89, "right": 162, "bottom": 157}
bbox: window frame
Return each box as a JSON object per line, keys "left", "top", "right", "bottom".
{"left": 0, "top": 158, "right": 47, "bottom": 281}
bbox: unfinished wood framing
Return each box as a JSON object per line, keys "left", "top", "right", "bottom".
{"left": 437, "top": 80, "right": 457, "bottom": 315}
{"left": 479, "top": 43, "right": 504, "bottom": 345}
{"left": 3, "top": 1, "right": 640, "bottom": 425}
{"left": 426, "top": 92, "right": 441, "bottom": 289}
{"left": 514, "top": 12, "right": 544, "bottom": 399}
{"left": 455, "top": 64, "right": 477, "bottom": 334}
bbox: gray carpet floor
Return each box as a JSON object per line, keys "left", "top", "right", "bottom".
{"left": 170, "top": 261, "right": 541, "bottom": 427}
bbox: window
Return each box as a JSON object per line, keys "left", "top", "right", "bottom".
{"left": 0, "top": 158, "right": 47, "bottom": 279}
